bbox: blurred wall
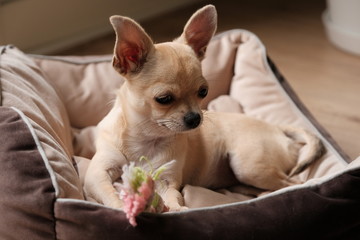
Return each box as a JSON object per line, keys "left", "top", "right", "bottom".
{"left": 0, "top": 0, "right": 202, "bottom": 54}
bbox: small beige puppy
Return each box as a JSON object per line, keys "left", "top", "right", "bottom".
{"left": 84, "top": 5, "right": 325, "bottom": 211}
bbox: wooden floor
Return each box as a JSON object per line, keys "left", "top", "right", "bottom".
{"left": 58, "top": 0, "right": 360, "bottom": 160}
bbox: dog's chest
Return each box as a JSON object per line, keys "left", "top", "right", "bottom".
{"left": 122, "top": 137, "right": 172, "bottom": 163}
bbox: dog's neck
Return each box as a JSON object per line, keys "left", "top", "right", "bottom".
{"left": 117, "top": 84, "right": 178, "bottom": 161}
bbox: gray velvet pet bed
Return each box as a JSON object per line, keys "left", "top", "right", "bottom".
{"left": 1, "top": 30, "right": 359, "bottom": 239}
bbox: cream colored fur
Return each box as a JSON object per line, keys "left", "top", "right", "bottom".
{"left": 84, "top": 5, "right": 325, "bottom": 211}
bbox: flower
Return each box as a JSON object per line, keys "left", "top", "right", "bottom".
{"left": 114, "top": 157, "right": 175, "bottom": 227}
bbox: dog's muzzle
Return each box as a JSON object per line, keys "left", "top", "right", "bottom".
{"left": 183, "top": 112, "right": 201, "bottom": 129}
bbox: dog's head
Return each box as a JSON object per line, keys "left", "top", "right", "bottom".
{"left": 110, "top": 5, "right": 217, "bottom": 134}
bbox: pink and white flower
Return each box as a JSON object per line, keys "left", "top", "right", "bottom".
{"left": 114, "top": 158, "right": 175, "bottom": 227}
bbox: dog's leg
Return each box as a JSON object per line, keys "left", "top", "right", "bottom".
{"left": 84, "top": 150, "right": 126, "bottom": 208}
{"left": 234, "top": 164, "right": 301, "bottom": 191}
{"left": 157, "top": 165, "right": 188, "bottom": 211}
{"left": 228, "top": 151, "right": 302, "bottom": 192}
{"left": 162, "top": 186, "right": 188, "bottom": 211}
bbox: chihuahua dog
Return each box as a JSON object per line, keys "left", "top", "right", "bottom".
{"left": 84, "top": 5, "right": 325, "bottom": 211}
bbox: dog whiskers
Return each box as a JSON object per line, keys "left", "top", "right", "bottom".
{"left": 202, "top": 111, "right": 215, "bottom": 126}
{"left": 156, "top": 119, "right": 184, "bottom": 132}
{"left": 129, "top": 118, "right": 175, "bottom": 137}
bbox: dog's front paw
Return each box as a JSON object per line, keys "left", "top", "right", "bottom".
{"left": 165, "top": 201, "right": 189, "bottom": 212}
{"left": 84, "top": 183, "right": 124, "bottom": 209}
{"left": 168, "top": 205, "right": 189, "bottom": 212}
{"left": 104, "top": 193, "right": 124, "bottom": 209}
{"left": 178, "top": 206, "right": 189, "bottom": 211}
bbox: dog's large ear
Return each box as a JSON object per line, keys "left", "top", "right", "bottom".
{"left": 177, "top": 5, "right": 217, "bottom": 59}
{"left": 110, "top": 16, "right": 154, "bottom": 75}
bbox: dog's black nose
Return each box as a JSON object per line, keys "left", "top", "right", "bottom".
{"left": 184, "top": 112, "right": 201, "bottom": 129}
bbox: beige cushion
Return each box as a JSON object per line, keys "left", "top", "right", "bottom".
{"left": 33, "top": 55, "right": 123, "bottom": 128}
{"left": 30, "top": 30, "right": 350, "bottom": 206}
{"left": 1, "top": 46, "right": 83, "bottom": 199}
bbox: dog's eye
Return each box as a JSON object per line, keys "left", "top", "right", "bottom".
{"left": 198, "top": 87, "right": 208, "bottom": 98}
{"left": 155, "top": 95, "right": 174, "bottom": 105}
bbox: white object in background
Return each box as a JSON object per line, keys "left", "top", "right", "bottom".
{"left": 323, "top": 0, "right": 360, "bottom": 55}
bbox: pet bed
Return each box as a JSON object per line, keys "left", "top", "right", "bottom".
{"left": 1, "top": 29, "right": 359, "bottom": 239}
